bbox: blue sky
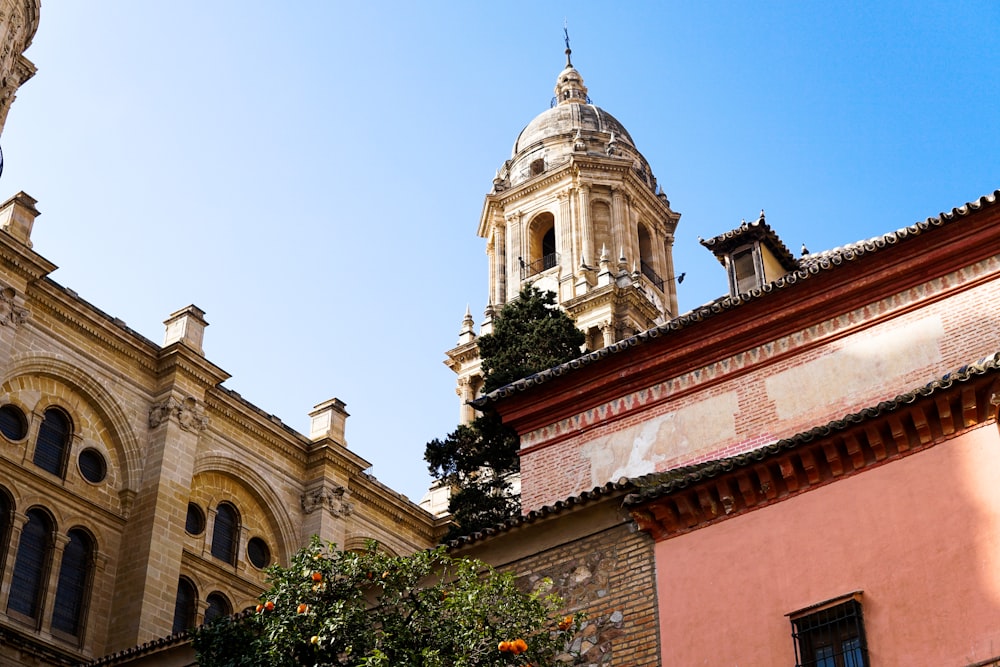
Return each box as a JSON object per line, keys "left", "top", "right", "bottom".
{"left": 2, "top": 2, "right": 998, "bottom": 503}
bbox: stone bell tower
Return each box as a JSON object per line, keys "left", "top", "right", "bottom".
{"left": 446, "top": 40, "right": 681, "bottom": 424}
{"left": 0, "top": 0, "right": 39, "bottom": 137}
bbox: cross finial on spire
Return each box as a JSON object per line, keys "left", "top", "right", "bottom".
{"left": 564, "top": 20, "right": 572, "bottom": 67}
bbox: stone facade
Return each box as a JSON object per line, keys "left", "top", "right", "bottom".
{"left": 0, "top": 188, "right": 441, "bottom": 665}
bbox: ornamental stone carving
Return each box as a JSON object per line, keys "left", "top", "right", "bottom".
{"left": 0, "top": 286, "right": 27, "bottom": 327}
{"left": 301, "top": 484, "right": 354, "bottom": 517}
{"left": 148, "top": 396, "right": 208, "bottom": 432}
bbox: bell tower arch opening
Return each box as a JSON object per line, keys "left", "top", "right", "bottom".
{"left": 525, "top": 212, "right": 557, "bottom": 279}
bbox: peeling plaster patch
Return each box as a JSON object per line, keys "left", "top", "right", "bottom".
{"left": 582, "top": 392, "right": 739, "bottom": 485}
{"left": 766, "top": 316, "right": 945, "bottom": 421}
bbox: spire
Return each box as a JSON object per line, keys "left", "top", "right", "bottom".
{"left": 457, "top": 305, "right": 476, "bottom": 345}
{"left": 564, "top": 22, "right": 573, "bottom": 68}
{"left": 554, "top": 25, "right": 589, "bottom": 106}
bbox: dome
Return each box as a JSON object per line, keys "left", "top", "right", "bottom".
{"left": 500, "top": 60, "right": 655, "bottom": 192}
{"left": 512, "top": 101, "right": 636, "bottom": 157}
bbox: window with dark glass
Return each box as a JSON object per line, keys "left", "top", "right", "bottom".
{"left": 78, "top": 448, "right": 107, "bottom": 484}
{"left": 185, "top": 502, "right": 205, "bottom": 535}
{"left": 51, "top": 528, "right": 94, "bottom": 637}
{"left": 732, "top": 247, "right": 759, "bottom": 294}
{"left": 172, "top": 577, "right": 197, "bottom": 634}
{"left": 0, "top": 489, "right": 11, "bottom": 579}
{"left": 247, "top": 536, "right": 270, "bottom": 569}
{"left": 0, "top": 404, "right": 27, "bottom": 440}
{"left": 204, "top": 592, "right": 231, "bottom": 624}
{"left": 7, "top": 507, "right": 54, "bottom": 622}
{"left": 791, "top": 595, "right": 869, "bottom": 667}
{"left": 210, "top": 502, "right": 239, "bottom": 565}
{"left": 33, "top": 408, "right": 71, "bottom": 477}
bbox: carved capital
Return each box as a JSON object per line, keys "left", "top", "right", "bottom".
{"left": 148, "top": 396, "right": 209, "bottom": 432}
{"left": 301, "top": 484, "right": 354, "bottom": 517}
{"left": 0, "top": 287, "right": 28, "bottom": 328}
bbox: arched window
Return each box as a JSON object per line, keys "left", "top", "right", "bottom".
{"left": 637, "top": 223, "right": 663, "bottom": 291}
{"left": 7, "top": 508, "right": 54, "bottom": 623}
{"left": 51, "top": 528, "right": 94, "bottom": 637}
{"left": 172, "top": 577, "right": 197, "bottom": 634}
{"left": 210, "top": 502, "right": 239, "bottom": 565}
{"left": 204, "top": 592, "right": 231, "bottom": 624}
{"left": 33, "top": 408, "right": 72, "bottom": 477}
{"left": 524, "top": 212, "right": 557, "bottom": 279}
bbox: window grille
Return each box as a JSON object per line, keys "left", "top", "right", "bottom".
{"left": 173, "top": 577, "right": 197, "bottom": 634}
{"left": 211, "top": 502, "right": 239, "bottom": 565}
{"left": 33, "top": 408, "right": 71, "bottom": 476}
{"left": 51, "top": 529, "right": 93, "bottom": 636}
{"left": 7, "top": 508, "right": 54, "bottom": 621}
{"left": 791, "top": 597, "right": 869, "bottom": 667}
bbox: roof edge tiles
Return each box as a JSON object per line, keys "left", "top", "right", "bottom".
{"left": 453, "top": 350, "right": 1000, "bottom": 548}
{"left": 474, "top": 188, "right": 1000, "bottom": 406}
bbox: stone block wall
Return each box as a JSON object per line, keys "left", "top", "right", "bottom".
{"left": 454, "top": 499, "right": 660, "bottom": 667}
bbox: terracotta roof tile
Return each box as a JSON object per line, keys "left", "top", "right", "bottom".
{"left": 475, "top": 189, "right": 1000, "bottom": 405}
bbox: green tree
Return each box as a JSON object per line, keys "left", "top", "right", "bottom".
{"left": 426, "top": 286, "right": 585, "bottom": 538}
{"left": 193, "top": 538, "right": 582, "bottom": 667}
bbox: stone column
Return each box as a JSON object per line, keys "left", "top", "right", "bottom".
{"left": 601, "top": 320, "right": 616, "bottom": 347}
{"left": 578, "top": 184, "right": 594, "bottom": 269}
{"left": 663, "top": 234, "right": 679, "bottom": 317}
{"left": 493, "top": 221, "right": 506, "bottom": 307}
{"left": 611, "top": 188, "right": 627, "bottom": 266}
{"left": 505, "top": 211, "right": 522, "bottom": 302}
{"left": 557, "top": 191, "right": 574, "bottom": 301}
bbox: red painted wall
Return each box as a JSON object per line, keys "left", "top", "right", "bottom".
{"left": 654, "top": 425, "right": 1000, "bottom": 665}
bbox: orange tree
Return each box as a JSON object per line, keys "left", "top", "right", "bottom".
{"left": 193, "top": 537, "right": 582, "bottom": 667}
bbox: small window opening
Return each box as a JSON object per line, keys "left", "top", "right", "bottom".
{"left": 791, "top": 596, "right": 869, "bottom": 667}
{"left": 530, "top": 158, "right": 544, "bottom": 176}
{"left": 732, "top": 248, "right": 759, "bottom": 294}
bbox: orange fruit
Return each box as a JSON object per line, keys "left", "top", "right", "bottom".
{"left": 310, "top": 635, "right": 319, "bottom": 645}
{"left": 297, "top": 603, "right": 309, "bottom": 614}
{"left": 264, "top": 600, "right": 275, "bottom": 611}
{"left": 255, "top": 603, "right": 264, "bottom": 613}
{"left": 513, "top": 639, "right": 528, "bottom": 654}
{"left": 558, "top": 615, "right": 573, "bottom": 630}
{"left": 311, "top": 571, "right": 323, "bottom": 582}
{"left": 498, "top": 641, "right": 510, "bottom": 653}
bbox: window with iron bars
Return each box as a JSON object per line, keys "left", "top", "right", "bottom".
{"left": 790, "top": 594, "right": 869, "bottom": 667}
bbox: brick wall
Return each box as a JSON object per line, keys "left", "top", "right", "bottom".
{"left": 520, "top": 256, "right": 1000, "bottom": 510}
{"left": 455, "top": 498, "right": 660, "bottom": 667}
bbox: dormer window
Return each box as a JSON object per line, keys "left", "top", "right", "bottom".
{"left": 700, "top": 212, "right": 801, "bottom": 299}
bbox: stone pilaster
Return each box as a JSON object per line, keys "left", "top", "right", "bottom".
{"left": 106, "top": 392, "right": 208, "bottom": 651}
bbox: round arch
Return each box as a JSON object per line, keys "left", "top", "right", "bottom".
{"left": 192, "top": 454, "right": 298, "bottom": 565}
{"left": 2, "top": 354, "right": 142, "bottom": 491}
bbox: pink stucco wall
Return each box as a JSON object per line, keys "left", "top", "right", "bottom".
{"left": 655, "top": 424, "right": 1000, "bottom": 665}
